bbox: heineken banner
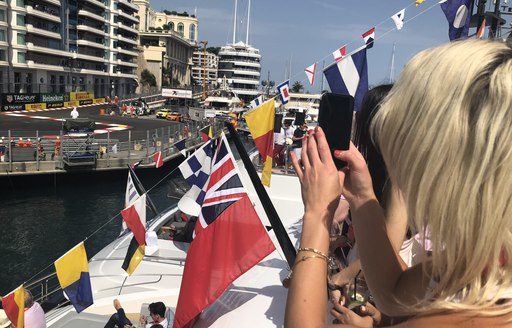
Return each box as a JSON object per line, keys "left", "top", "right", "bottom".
{"left": 41, "top": 93, "right": 69, "bottom": 109}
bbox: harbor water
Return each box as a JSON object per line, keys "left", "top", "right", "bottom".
{"left": 0, "top": 169, "right": 180, "bottom": 294}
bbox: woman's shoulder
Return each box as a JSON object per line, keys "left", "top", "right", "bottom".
{"left": 390, "top": 310, "right": 512, "bottom": 328}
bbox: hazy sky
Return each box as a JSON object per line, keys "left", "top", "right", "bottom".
{"left": 149, "top": 0, "right": 494, "bottom": 92}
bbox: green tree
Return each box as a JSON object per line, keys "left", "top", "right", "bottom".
{"left": 206, "top": 47, "right": 221, "bottom": 56}
{"left": 140, "top": 69, "right": 156, "bottom": 92}
{"left": 291, "top": 81, "right": 304, "bottom": 93}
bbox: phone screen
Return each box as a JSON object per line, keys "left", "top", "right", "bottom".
{"left": 318, "top": 93, "right": 354, "bottom": 169}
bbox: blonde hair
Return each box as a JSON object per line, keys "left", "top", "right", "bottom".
{"left": 372, "top": 39, "right": 512, "bottom": 315}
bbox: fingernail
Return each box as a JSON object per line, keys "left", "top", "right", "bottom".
{"left": 314, "top": 126, "right": 319, "bottom": 133}
{"left": 334, "top": 150, "right": 343, "bottom": 157}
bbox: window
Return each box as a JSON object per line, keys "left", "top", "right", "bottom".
{"left": 0, "top": 49, "right": 6, "bottom": 61}
{"left": 17, "top": 52, "right": 26, "bottom": 63}
{"left": 177, "top": 23, "right": 184, "bottom": 35}
{"left": 17, "top": 14, "right": 25, "bottom": 26}
{"left": 16, "top": 0, "right": 25, "bottom": 7}
{"left": 0, "top": 29, "right": 5, "bottom": 42}
{"left": 189, "top": 24, "right": 195, "bottom": 40}
{"left": 17, "top": 33, "right": 25, "bottom": 45}
{"left": 0, "top": 9, "right": 5, "bottom": 22}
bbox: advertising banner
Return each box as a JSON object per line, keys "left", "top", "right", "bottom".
{"left": 70, "top": 91, "right": 95, "bottom": 101}
{"left": 162, "top": 88, "right": 193, "bottom": 99}
{"left": 25, "top": 103, "right": 47, "bottom": 110}
{"left": 2, "top": 104, "right": 24, "bottom": 111}
{"left": 79, "top": 99, "right": 93, "bottom": 105}
{"left": 2, "top": 94, "right": 39, "bottom": 104}
{"left": 93, "top": 98, "right": 106, "bottom": 104}
{"left": 41, "top": 93, "right": 69, "bottom": 109}
{"left": 64, "top": 101, "right": 80, "bottom": 107}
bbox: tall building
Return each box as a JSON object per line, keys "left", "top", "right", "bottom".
{"left": 191, "top": 48, "right": 217, "bottom": 88}
{"left": 134, "top": 0, "right": 196, "bottom": 90}
{"left": 0, "top": 0, "right": 139, "bottom": 98}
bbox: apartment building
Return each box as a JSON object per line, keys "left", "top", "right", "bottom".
{"left": 191, "top": 49, "right": 217, "bottom": 88}
{"left": 0, "top": 0, "right": 139, "bottom": 100}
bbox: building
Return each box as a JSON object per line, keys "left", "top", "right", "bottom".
{"left": 134, "top": 1, "right": 196, "bottom": 91}
{"left": 217, "top": 41, "right": 261, "bottom": 104}
{"left": 0, "top": 0, "right": 139, "bottom": 99}
{"left": 191, "top": 48, "right": 217, "bottom": 90}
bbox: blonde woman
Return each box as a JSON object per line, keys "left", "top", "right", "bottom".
{"left": 285, "top": 39, "right": 512, "bottom": 327}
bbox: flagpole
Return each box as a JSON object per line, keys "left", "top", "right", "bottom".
{"left": 225, "top": 122, "right": 297, "bottom": 268}
{"left": 127, "top": 165, "right": 159, "bottom": 216}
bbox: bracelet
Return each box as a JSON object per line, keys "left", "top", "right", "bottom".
{"left": 282, "top": 255, "right": 329, "bottom": 288}
{"left": 297, "top": 247, "right": 329, "bottom": 262}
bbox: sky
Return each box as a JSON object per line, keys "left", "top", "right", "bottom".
{"left": 149, "top": 0, "right": 496, "bottom": 93}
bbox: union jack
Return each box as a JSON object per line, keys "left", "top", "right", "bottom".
{"left": 195, "top": 133, "right": 247, "bottom": 236}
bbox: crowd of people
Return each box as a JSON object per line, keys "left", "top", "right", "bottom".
{"left": 285, "top": 39, "right": 512, "bottom": 327}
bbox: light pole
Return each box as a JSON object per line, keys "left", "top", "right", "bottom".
{"left": 261, "top": 70, "right": 274, "bottom": 99}
{"left": 199, "top": 40, "right": 208, "bottom": 100}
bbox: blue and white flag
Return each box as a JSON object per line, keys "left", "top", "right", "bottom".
{"left": 324, "top": 46, "right": 368, "bottom": 112}
{"left": 276, "top": 80, "right": 290, "bottom": 104}
{"left": 177, "top": 139, "right": 214, "bottom": 216}
{"left": 440, "top": 0, "right": 472, "bottom": 41}
{"left": 250, "top": 95, "right": 263, "bottom": 108}
{"left": 174, "top": 138, "right": 187, "bottom": 156}
{"left": 392, "top": 8, "right": 406, "bottom": 30}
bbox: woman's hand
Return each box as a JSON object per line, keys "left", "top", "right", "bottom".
{"left": 334, "top": 142, "right": 375, "bottom": 207}
{"left": 331, "top": 301, "right": 382, "bottom": 327}
{"left": 291, "top": 127, "right": 344, "bottom": 221}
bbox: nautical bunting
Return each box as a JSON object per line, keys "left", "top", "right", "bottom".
{"left": 178, "top": 139, "right": 214, "bottom": 217}
{"left": 476, "top": 18, "right": 486, "bottom": 39}
{"left": 174, "top": 138, "right": 187, "bottom": 156}
{"left": 362, "top": 28, "right": 375, "bottom": 49}
{"left": 153, "top": 151, "right": 163, "bottom": 168}
{"left": 54, "top": 242, "right": 94, "bottom": 313}
{"left": 245, "top": 99, "right": 275, "bottom": 186}
{"left": 199, "top": 125, "right": 213, "bottom": 142}
{"left": 392, "top": 8, "right": 406, "bottom": 30}
{"left": 416, "top": 0, "right": 425, "bottom": 5}
{"left": 440, "top": 0, "right": 472, "bottom": 40}
{"left": 277, "top": 80, "right": 290, "bottom": 104}
{"left": 324, "top": 46, "right": 368, "bottom": 112}
{"left": 250, "top": 95, "right": 263, "bottom": 108}
{"left": 173, "top": 133, "right": 275, "bottom": 328}
{"left": 121, "top": 193, "right": 147, "bottom": 246}
{"left": 332, "top": 45, "right": 346, "bottom": 62}
{"left": 304, "top": 63, "right": 316, "bottom": 86}
{"left": 2, "top": 285, "right": 25, "bottom": 328}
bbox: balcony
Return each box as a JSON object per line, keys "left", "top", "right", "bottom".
{"left": 26, "top": 42, "right": 69, "bottom": 56}
{"left": 26, "top": 24, "right": 61, "bottom": 40}
{"left": 118, "top": 60, "right": 137, "bottom": 68}
{"left": 76, "top": 52, "right": 106, "bottom": 63}
{"left": 118, "top": 0, "right": 138, "bottom": 12}
{"left": 117, "top": 9, "right": 139, "bottom": 24}
{"left": 116, "top": 46, "right": 138, "bottom": 57}
{"left": 77, "top": 39, "right": 107, "bottom": 50}
{"left": 26, "top": 5, "right": 61, "bottom": 23}
{"left": 77, "top": 24, "right": 107, "bottom": 36}
{"left": 40, "top": 0, "right": 60, "bottom": 7}
{"left": 78, "top": 9, "right": 106, "bottom": 23}
{"left": 117, "top": 21, "right": 138, "bottom": 35}
{"left": 83, "top": 0, "right": 106, "bottom": 10}
{"left": 117, "top": 34, "right": 137, "bottom": 46}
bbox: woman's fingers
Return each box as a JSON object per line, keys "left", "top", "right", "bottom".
{"left": 300, "top": 130, "right": 311, "bottom": 171}
{"left": 314, "top": 127, "right": 336, "bottom": 166}
{"left": 290, "top": 151, "right": 303, "bottom": 181}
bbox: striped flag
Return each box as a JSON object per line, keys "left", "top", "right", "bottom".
{"left": 125, "top": 170, "right": 140, "bottom": 207}
{"left": 324, "top": 46, "right": 368, "bottom": 112}
{"left": 2, "top": 285, "right": 24, "bottom": 328}
{"left": 244, "top": 99, "right": 275, "bottom": 186}
{"left": 304, "top": 63, "right": 316, "bottom": 86}
{"left": 392, "top": 8, "right": 405, "bottom": 30}
{"left": 332, "top": 45, "right": 346, "bottom": 62}
{"left": 276, "top": 80, "right": 290, "bottom": 104}
{"left": 174, "top": 138, "right": 187, "bottom": 156}
{"left": 54, "top": 242, "right": 93, "bottom": 313}
{"left": 121, "top": 194, "right": 147, "bottom": 275}
{"left": 173, "top": 133, "right": 275, "bottom": 328}
{"left": 199, "top": 125, "right": 213, "bottom": 142}
{"left": 153, "top": 151, "right": 163, "bottom": 168}
{"left": 250, "top": 95, "right": 263, "bottom": 108}
{"left": 362, "top": 27, "right": 375, "bottom": 49}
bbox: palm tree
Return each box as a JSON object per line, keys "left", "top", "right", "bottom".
{"left": 291, "top": 81, "right": 304, "bottom": 93}
{"left": 140, "top": 69, "right": 156, "bottom": 92}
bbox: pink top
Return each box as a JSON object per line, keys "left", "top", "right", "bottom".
{"left": 24, "top": 302, "right": 47, "bottom": 328}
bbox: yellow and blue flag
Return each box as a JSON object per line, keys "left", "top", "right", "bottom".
{"left": 54, "top": 242, "right": 93, "bottom": 313}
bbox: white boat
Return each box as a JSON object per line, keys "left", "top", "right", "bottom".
{"left": 45, "top": 145, "right": 303, "bottom": 327}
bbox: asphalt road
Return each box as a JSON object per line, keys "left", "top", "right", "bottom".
{"left": 0, "top": 105, "right": 182, "bottom": 141}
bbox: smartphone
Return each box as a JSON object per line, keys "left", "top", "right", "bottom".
{"left": 318, "top": 93, "right": 354, "bottom": 169}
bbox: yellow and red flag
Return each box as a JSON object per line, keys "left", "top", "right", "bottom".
{"left": 2, "top": 285, "right": 25, "bottom": 328}
{"left": 244, "top": 99, "right": 275, "bottom": 186}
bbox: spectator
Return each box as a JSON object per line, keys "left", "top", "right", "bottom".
{"left": 70, "top": 107, "right": 79, "bottom": 119}
{"left": 291, "top": 123, "right": 307, "bottom": 160}
{"left": 140, "top": 302, "right": 168, "bottom": 328}
{"left": 104, "top": 299, "right": 132, "bottom": 328}
{"left": 285, "top": 39, "right": 512, "bottom": 327}
{"left": 273, "top": 125, "right": 285, "bottom": 167}
{"left": 24, "top": 289, "right": 47, "bottom": 328}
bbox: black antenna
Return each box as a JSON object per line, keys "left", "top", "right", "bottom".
{"left": 225, "top": 122, "right": 297, "bottom": 268}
